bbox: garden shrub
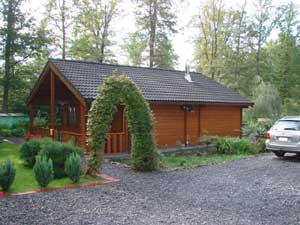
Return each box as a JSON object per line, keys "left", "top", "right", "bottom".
{"left": 11, "top": 127, "right": 26, "bottom": 137}
{"left": 33, "top": 117, "right": 49, "bottom": 127}
{"left": 65, "top": 153, "right": 82, "bottom": 183}
{"left": 40, "top": 139, "right": 83, "bottom": 178}
{"left": 20, "top": 139, "right": 42, "bottom": 167}
{"left": 88, "top": 75, "right": 157, "bottom": 172}
{"left": 0, "top": 160, "right": 16, "bottom": 192}
{"left": 254, "top": 139, "right": 267, "bottom": 153}
{"left": 0, "top": 128, "right": 11, "bottom": 137}
{"left": 34, "top": 155, "right": 54, "bottom": 189}
{"left": 216, "top": 137, "right": 254, "bottom": 155}
{"left": 200, "top": 135, "right": 219, "bottom": 147}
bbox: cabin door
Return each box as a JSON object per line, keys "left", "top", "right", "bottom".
{"left": 104, "top": 106, "right": 130, "bottom": 154}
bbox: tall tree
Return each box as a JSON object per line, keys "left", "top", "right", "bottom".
{"left": 252, "top": 0, "right": 279, "bottom": 79}
{"left": 122, "top": 32, "right": 147, "bottom": 66}
{"left": 266, "top": 2, "right": 300, "bottom": 99}
{"left": 194, "top": 0, "right": 234, "bottom": 80}
{"left": 132, "top": 0, "right": 177, "bottom": 69}
{"left": 70, "top": 0, "right": 119, "bottom": 63}
{"left": 0, "top": 0, "right": 47, "bottom": 113}
{"left": 44, "top": 0, "right": 74, "bottom": 59}
{"left": 222, "top": 1, "right": 257, "bottom": 96}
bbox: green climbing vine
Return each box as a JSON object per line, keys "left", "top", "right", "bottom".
{"left": 87, "top": 75, "right": 158, "bottom": 172}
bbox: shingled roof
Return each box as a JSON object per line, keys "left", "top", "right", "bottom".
{"left": 49, "top": 58, "right": 252, "bottom": 106}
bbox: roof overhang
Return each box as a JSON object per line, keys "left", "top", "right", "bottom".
{"left": 27, "top": 61, "right": 86, "bottom": 107}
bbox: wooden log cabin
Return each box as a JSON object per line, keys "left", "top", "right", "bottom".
{"left": 27, "top": 59, "right": 253, "bottom": 155}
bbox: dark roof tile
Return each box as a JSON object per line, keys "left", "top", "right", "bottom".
{"left": 50, "top": 58, "right": 252, "bottom": 105}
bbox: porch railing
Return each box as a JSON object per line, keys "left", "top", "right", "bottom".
{"left": 30, "top": 126, "right": 129, "bottom": 154}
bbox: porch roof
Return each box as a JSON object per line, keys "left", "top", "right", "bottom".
{"left": 48, "top": 58, "right": 253, "bottom": 106}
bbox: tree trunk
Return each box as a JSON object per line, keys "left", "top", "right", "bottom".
{"left": 62, "top": 0, "right": 66, "bottom": 59}
{"left": 256, "top": 19, "right": 263, "bottom": 78}
{"left": 2, "top": 1, "right": 14, "bottom": 113}
{"left": 149, "top": 0, "right": 157, "bottom": 68}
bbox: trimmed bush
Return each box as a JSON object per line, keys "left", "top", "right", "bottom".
{"left": 34, "top": 155, "right": 54, "bottom": 189}
{"left": 88, "top": 75, "right": 157, "bottom": 172}
{"left": 65, "top": 153, "right": 82, "bottom": 183}
{"left": 20, "top": 139, "right": 42, "bottom": 168}
{"left": 40, "top": 141, "right": 65, "bottom": 178}
{"left": 40, "top": 140, "right": 83, "bottom": 178}
{"left": 0, "top": 160, "right": 16, "bottom": 192}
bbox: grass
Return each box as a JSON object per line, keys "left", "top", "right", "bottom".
{"left": 0, "top": 141, "right": 105, "bottom": 194}
{"left": 112, "top": 149, "right": 256, "bottom": 170}
{"left": 160, "top": 152, "right": 255, "bottom": 169}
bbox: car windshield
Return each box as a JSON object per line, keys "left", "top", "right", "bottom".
{"left": 272, "top": 120, "right": 300, "bottom": 131}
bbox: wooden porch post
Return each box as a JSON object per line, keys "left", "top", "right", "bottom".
{"left": 79, "top": 104, "right": 86, "bottom": 147}
{"left": 29, "top": 103, "right": 34, "bottom": 131}
{"left": 50, "top": 71, "right": 55, "bottom": 132}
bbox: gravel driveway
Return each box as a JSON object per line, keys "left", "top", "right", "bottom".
{"left": 1, "top": 153, "right": 300, "bottom": 225}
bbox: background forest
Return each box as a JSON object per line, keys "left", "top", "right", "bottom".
{"left": 0, "top": 0, "right": 299, "bottom": 127}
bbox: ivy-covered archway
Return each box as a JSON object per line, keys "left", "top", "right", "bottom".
{"left": 87, "top": 75, "right": 157, "bottom": 172}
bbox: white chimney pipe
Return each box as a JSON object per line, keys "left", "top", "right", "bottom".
{"left": 185, "top": 64, "right": 193, "bottom": 82}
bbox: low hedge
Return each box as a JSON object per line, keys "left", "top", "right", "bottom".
{"left": 0, "top": 121, "right": 28, "bottom": 137}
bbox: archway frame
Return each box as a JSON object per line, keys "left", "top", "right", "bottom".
{"left": 87, "top": 75, "right": 157, "bottom": 171}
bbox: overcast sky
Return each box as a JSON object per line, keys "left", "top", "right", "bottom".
{"left": 26, "top": 0, "right": 299, "bottom": 70}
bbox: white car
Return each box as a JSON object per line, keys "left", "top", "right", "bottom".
{"left": 266, "top": 116, "right": 300, "bottom": 157}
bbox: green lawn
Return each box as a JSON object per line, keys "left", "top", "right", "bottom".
{"left": 0, "top": 142, "right": 105, "bottom": 194}
{"left": 112, "top": 150, "right": 256, "bottom": 170}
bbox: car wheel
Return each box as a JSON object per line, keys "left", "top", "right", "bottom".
{"left": 273, "top": 151, "right": 285, "bottom": 157}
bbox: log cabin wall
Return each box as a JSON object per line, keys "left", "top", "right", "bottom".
{"left": 150, "top": 104, "right": 242, "bottom": 149}
{"left": 199, "top": 105, "right": 242, "bottom": 138}
{"left": 150, "top": 104, "right": 185, "bottom": 148}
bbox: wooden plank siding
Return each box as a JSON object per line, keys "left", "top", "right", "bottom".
{"left": 199, "top": 105, "right": 242, "bottom": 137}
{"left": 150, "top": 104, "right": 242, "bottom": 149}
{"left": 151, "top": 104, "right": 185, "bottom": 148}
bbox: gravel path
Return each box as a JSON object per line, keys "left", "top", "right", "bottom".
{"left": 1, "top": 153, "right": 300, "bottom": 225}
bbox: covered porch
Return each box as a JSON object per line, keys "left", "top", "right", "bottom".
{"left": 27, "top": 65, "right": 130, "bottom": 154}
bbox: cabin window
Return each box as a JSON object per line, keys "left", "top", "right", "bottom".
{"left": 68, "top": 106, "right": 77, "bottom": 127}
{"left": 61, "top": 105, "right": 68, "bottom": 126}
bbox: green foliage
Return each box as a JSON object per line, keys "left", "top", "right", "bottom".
{"left": 33, "top": 117, "right": 49, "bottom": 127}
{"left": 39, "top": 139, "right": 83, "bottom": 178}
{"left": 65, "top": 153, "right": 82, "bottom": 183}
{"left": 0, "top": 0, "right": 50, "bottom": 113}
{"left": 20, "top": 139, "right": 42, "bottom": 168}
{"left": 199, "top": 135, "right": 219, "bottom": 146}
{"left": 0, "top": 120, "right": 28, "bottom": 137}
{"left": 0, "top": 160, "right": 16, "bottom": 192}
{"left": 255, "top": 139, "right": 267, "bottom": 153}
{"left": 88, "top": 75, "right": 157, "bottom": 171}
{"left": 34, "top": 155, "right": 54, "bottom": 189}
{"left": 70, "top": 0, "right": 119, "bottom": 63}
{"left": 245, "top": 82, "right": 281, "bottom": 119}
{"left": 131, "top": 0, "right": 177, "bottom": 68}
{"left": 215, "top": 137, "right": 256, "bottom": 155}
{"left": 0, "top": 128, "right": 11, "bottom": 137}
{"left": 123, "top": 32, "right": 147, "bottom": 66}
{"left": 11, "top": 127, "right": 25, "bottom": 137}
